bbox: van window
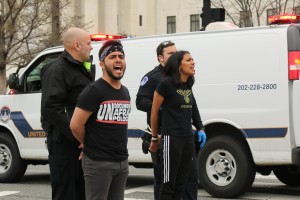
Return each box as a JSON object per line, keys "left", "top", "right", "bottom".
{"left": 26, "top": 53, "right": 61, "bottom": 93}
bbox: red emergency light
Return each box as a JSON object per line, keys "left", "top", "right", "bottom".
{"left": 268, "top": 14, "right": 300, "bottom": 25}
{"left": 90, "top": 34, "right": 127, "bottom": 41}
{"left": 7, "top": 89, "right": 15, "bottom": 95}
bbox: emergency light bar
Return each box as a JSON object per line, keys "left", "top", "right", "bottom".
{"left": 90, "top": 34, "right": 127, "bottom": 41}
{"left": 268, "top": 14, "right": 300, "bottom": 25}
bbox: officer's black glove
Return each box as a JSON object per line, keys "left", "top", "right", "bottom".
{"left": 141, "top": 132, "right": 151, "bottom": 154}
{"left": 142, "top": 140, "right": 150, "bottom": 154}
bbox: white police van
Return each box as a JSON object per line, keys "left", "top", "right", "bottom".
{"left": 1, "top": 15, "right": 300, "bottom": 198}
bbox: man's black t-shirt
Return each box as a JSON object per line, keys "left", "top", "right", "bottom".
{"left": 77, "top": 78, "right": 131, "bottom": 162}
{"left": 156, "top": 78, "right": 203, "bottom": 136}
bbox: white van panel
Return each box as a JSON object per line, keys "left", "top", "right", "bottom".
{"left": 291, "top": 80, "right": 300, "bottom": 147}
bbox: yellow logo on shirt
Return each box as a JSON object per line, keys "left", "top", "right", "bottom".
{"left": 176, "top": 89, "right": 191, "bottom": 104}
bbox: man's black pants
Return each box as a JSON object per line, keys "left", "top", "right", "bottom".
{"left": 47, "top": 134, "right": 85, "bottom": 200}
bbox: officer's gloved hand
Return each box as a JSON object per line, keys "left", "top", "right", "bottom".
{"left": 141, "top": 132, "right": 151, "bottom": 154}
{"left": 142, "top": 140, "right": 150, "bottom": 154}
{"left": 197, "top": 130, "right": 207, "bottom": 148}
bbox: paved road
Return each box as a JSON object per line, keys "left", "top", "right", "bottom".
{"left": 0, "top": 165, "right": 300, "bottom": 199}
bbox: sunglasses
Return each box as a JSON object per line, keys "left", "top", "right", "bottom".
{"left": 161, "top": 41, "right": 174, "bottom": 47}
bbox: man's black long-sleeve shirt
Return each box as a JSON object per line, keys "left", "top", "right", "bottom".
{"left": 136, "top": 65, "right": 163, "bottom": 127}
{"left": 41, "top": 50, "right": 94, "bottom": 145}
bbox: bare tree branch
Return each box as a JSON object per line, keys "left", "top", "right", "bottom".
{"left": 0, "top": 0, "right": 86, "bottom": 94}
{"left": 212, "top": 0, "right": 300, "bottom": 27}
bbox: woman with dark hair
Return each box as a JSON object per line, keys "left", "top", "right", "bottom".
{"left": 150, "top": 51, "right": 206, "bottom": 200}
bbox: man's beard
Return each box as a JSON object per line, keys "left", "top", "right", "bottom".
{"left": 105, "top": 65, "right": 125, "bottom": 80}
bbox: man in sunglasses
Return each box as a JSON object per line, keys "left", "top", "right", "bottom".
{"left": 136, "top": 41, "right": 199, "bottom": 200}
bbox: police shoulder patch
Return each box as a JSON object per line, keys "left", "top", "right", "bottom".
{"left": 140, "top": 76, "right": 149, "bottom": 86}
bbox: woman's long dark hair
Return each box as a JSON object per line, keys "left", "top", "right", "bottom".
{"left": 163, "top": 50, "right": 195, "bottom": 88}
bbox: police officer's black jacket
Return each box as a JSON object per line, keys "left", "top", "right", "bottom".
{"left": 136, "top": 65, "right": 163, "bottom": 128}
{"left": 41, "top": 50, "right": 94, "bottom": 145}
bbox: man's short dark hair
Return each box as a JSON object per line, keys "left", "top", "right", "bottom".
{"left": 156, "top": 41, "right": 175, "bottom": 57}
{"left": 98, "top": 39, "right": 123, "bottom": 61}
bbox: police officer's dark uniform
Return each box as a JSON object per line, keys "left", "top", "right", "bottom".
{"left": 41, "top": 50, "right": 94, "bottom": 200}
{"left": 136, "top": 65, "right": 163, "bottom": 127}
{"left": 136, "top": 65, "right": 198, "bottom": 200}
{"left": 136, "top": 64, "right": 163, "bottom": 200}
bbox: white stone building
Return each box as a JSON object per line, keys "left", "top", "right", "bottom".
{"left": 69, "top": 0, "right": 300, "bottom": 36}
{"left": 70, "top": 0, "right": 205, "bottom": 36}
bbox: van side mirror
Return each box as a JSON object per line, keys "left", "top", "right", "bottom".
{"left": 8, "top": 73, "right": 22, "bottom": 91}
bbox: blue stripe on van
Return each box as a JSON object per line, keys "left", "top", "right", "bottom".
{"left": 127, "top": 129, "right": 147, "bottom": 138}
{"left": 10, "top": 111, "right": 146, "bottom": 138}
{"left": 243, "top": 128, "right": 287, "bottom": 138}
{"left": 10, "top": 111, "right": 44, "bottom": 137}
{"left": 9, "top": 111, "right": 287, "bottom": 139}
